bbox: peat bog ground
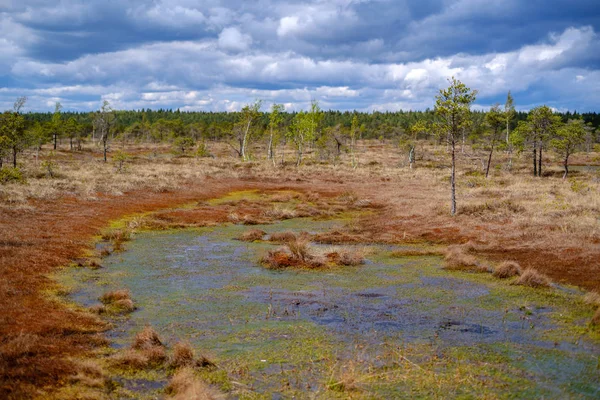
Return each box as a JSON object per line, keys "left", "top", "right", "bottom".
{"left": 1, "top": 142, "right": 600, "bottom": 398}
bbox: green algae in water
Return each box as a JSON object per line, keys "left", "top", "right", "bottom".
{"left": 57, "top": 217, "right": 600, "bottom": 398}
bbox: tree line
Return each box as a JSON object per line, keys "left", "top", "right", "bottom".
{"left": 1, "top": 90, "right": 599, "bottom": 188}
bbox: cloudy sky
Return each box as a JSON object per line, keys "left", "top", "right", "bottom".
{"left": 1, "top": 0, "right": 599, "bottom": 112}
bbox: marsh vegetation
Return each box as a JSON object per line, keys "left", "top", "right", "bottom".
{"left": 1, "top": 83, "right": 600, "bottom": 398}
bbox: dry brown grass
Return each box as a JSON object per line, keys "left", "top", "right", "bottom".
{"left": 262, "top": 234, "right": 326, "bottom": 269}
{"left": 69, "top": 359, "right": 105, "bottom": 388}
{"left": 583, "top": 291, "right": 600, "bottom": 307}
{"left": 313, "top": 229, "right": 363, "bottom": 244}
{"left": 515, "top": 268, "right": 553, "bottom": 288}
{"left": 99, "top": 290, "right": 136, "bottom": 313}
{"left": 237, "top": 229, "right": 266, "bottom": 242}
{"left": 132, "top": 326, "right": 163, "bottom": 350}
{"left": 592, "top": 308, "right": 600, "bottom": 325}
{"left": 100, "top": 289, "right": 130, "bottom": 303}
{"left": 443, "top": 245, "right": 489, "bottom": 273}
{"left": 267, "top": 231, "right": 297, "bottom": 243}
{"left": 112, "top": 326, "right": 167, "bottom": 370}
{"left": 326, "top": 248, "right": 365, "bottom": 266}
{"left": 1, "top": 140, "right": 599, "bottom": 396}
{"left": 166, "top": 367, "right": 224, "bottom": 400}
{"left": 390, "top": 249, "right": 443, "bottom": 257}
{"left": 493, "top": 261, "right": 522, "bottom": 279}
{"left": 170, "top": 342, "right": 195, "bottom": 368}
{"left": 326, "top": 361, "right": 363, "bottom": 394}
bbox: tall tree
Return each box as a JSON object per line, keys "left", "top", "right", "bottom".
{"left": 434, "top": 77, "right": 477, "bottom": 215}
{"left": 0, "top": 97, "right": 28, "bottom": 168}
{"left": 268, "top": 104, "right": 284, "bottom": 164}
{"left": 93, "top": 100, "right": 116, "bottom": 162}
{"left": 287, "top": 100, "right": 323, "bottom": 166}
{"left": 350, "top": 114, "right": 359, "bottom": 168}
{"left": 504, "top": 91, "right": 515, "bottom": 145}
{"left": 240, "top": 100, "right": 262, "bottom": 161}
{"left": 51, "top": 102, "right": 62, "bottom": 150}
{"left": 483, "top": 104, "right": 504, "bottom": 178}
{"left": 63, "top": 117, "right": 81, "bottom": 151}
{"left": 522, "top": 106, "right": 561, "bottom": 177}
{"left": 406, "top": 120, "right": 428, "bottom": 169}
{"left": 551, "top": 119, "right": 586, "bottom": 179}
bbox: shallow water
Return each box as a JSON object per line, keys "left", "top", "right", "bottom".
{"left": 61, "top": 216, "right": 600, "bottom": 398}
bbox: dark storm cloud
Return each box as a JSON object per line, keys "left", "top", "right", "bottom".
{"left": 0, "top": 0, "right": 599, "bottom": 111}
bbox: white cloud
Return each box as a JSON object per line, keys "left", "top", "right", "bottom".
{"left": 218, "top": 26, "right": 252, "bottom": 52}
{"left": 277, "top": 16, "right": 299, "bottom": 36}
{"left": 2, "top": 21, "right": 599, "bottom": 112}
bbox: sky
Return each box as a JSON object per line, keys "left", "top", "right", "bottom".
{"left": 0, "top": 0, "right": 599, "bottom": 113}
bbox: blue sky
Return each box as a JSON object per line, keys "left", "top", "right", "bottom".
{"left": 0, "top": 0, "right": 599, "bottom": 112}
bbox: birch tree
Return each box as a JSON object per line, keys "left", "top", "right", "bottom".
{"left": 434, "top": 77, "right": 477, "bottom": 216}
{"left": 93, "top": 100, "right": 116, "bottom": 162}
{"left": 240, "top": 100, "right": 262, "bottom": 161}
{"left": 268, "top": 103, "right": 284, "bottom": 165}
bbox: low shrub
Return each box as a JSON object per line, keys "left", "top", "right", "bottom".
{"left": 0, "top": 167, "right": 25, "bottom": 184}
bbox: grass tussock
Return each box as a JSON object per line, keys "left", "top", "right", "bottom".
{"left": 237, "top": 229, "right": 266, "bottom": 242}
{"left": 514, "top": 268, "right": 552, "bottom": 288}
{"left": 583, "top": 291, "right": 600, "bottom": 307}
{"left": 262, "top": 233, "right": 366, "bottom": 269}
{"left": 111, "top": 348, "right": 165, "bottom": 370}
{"left": 592, "top": 308, "right": 600, "bottom": 326}
{"left": 262, "top": 233, "right": 325, "bottom": 269}
{"left": 267, "top": 231, "right": 298, "bottom": 243}
{"left": 99, "top": 290, "right": 136, "bottom": 313}
{"left": 170, "top": 342, "right": 195, "bottom": 368}
{"left": 166, "top": 367, "right": 224, "bottom": 400}
{"left": 325, "top": 248, "right": 365, "bottom": 266}
{"left": 69, "top": 359, "right": 105, "bottom": 388}
{"left": 492, "top": 261, "right": 522, "bottom": 279}
{"left": 132, "top": 326, "right": 163, "bottom": 350}
{"left": 263, "top": 205, "right": 297, "bottom": 220}
{"left": 100, "top": 289, "right": 130, "bottom": 303}
{"left": 443, "top": 245, "right": 489, "bottom": 273}
{"left": 169, "top": 342, "right": 216, "bottom": 369}
{"left": 112, "top": 326, "right": 166, "bottom": 370}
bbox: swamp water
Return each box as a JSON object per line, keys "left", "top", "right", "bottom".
{"left": 59, "top": 217, "right": 599, "bottom": 399}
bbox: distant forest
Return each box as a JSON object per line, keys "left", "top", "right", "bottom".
{"left": 22, "top": 109, "right": 600, "bottom": 141}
